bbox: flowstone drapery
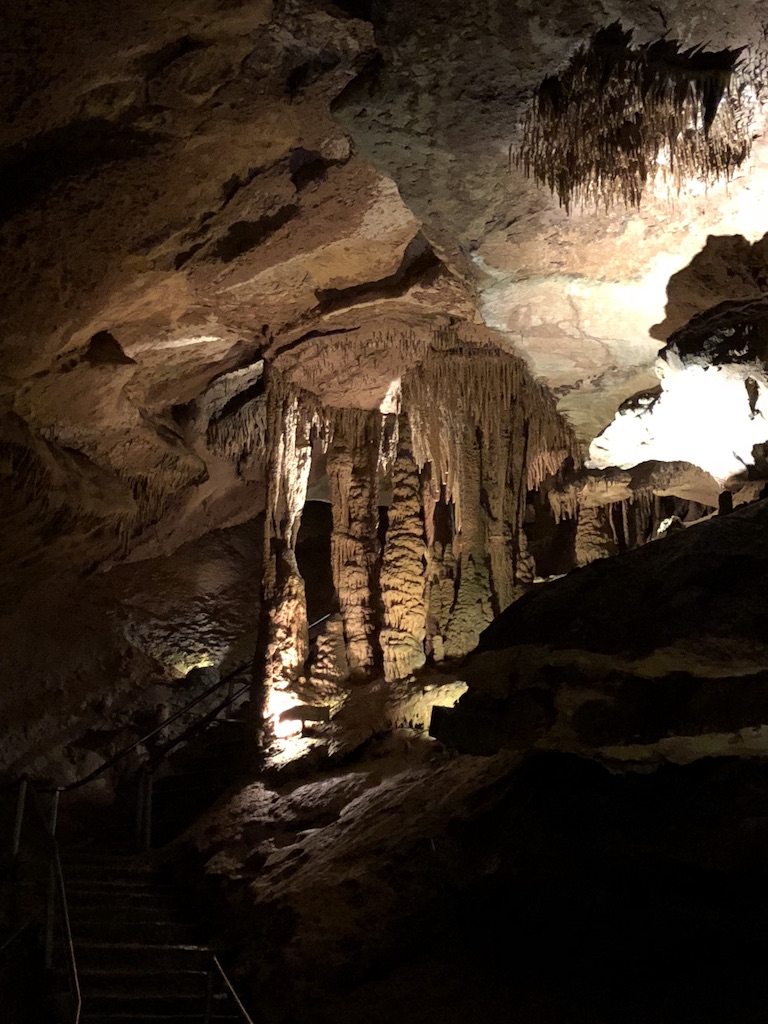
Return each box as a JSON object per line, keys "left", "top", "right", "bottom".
{"left": 408, "top": 332, "right": 577, "bottom": 657}
{"left": 249, "top": 330, "right": 578, "bottom": 748}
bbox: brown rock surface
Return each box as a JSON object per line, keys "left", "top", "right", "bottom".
{"left": 432, "top": 496, "right": 768, "bottom": 760}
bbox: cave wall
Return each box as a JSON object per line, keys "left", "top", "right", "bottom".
{"left": 4, "top": 0, "right": 768, "bottom": 771}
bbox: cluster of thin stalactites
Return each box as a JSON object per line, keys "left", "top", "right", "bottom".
{"left": 250, "top": 330, "right": 580, "bottom": 543}
{"left": 516, "top": 23, "right": 756, "bottom": 211}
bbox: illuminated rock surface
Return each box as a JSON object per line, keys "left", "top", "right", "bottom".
{"left": 7, "top": 1, "right": 768, "bottom": 1021}
{"left": 434, "top": 497, "right": 768, "bottom": 760}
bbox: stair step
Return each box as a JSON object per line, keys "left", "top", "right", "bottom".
{"left": 78, "top": 1011, "right": 240, "bottom": 1019}
{"left": 79, "top": 969, "right": 209, "bottom": 995}
{"left": 75, "top": 943, "right": 215, "bottom": 971}
{"left": 64, "top": 849, "right": 151, "bottom": 864}
{"left": 82, "top": 992, "right": 229, "bottom": 1014}
{"left": 63, "top": 862, "right": 155, "bottom": 876}
{"left": 72, "top": 921, "right": 201, "bottom": 943}
{"left": 71, "top": 911, "right": 192, "bottom": 926}
{"left": 66, "top": 884, "right": 176, "bottom": 901}
{"left": 67, "top": 878, "right": 162, "bottom": 892}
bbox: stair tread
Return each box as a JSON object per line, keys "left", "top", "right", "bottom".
{"left": 77, "top": 942, "right": 216, "bottom": 950}
{"left": 80, "top": 1017, "right": 242, "bottom": 1023}
{"left": 80, "top": 968, "right": 209, "bottom": 977}
{"left": 67, "top": 878, "right": 171, "bottom": 886}
{"left": 83, "top": 992, "right": 225, "bottom": 1001}
{"left": 80, "top": 1017, "right": 242, "bottom": 1022}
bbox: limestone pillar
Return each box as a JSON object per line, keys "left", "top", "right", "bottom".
{"left": 575, "top": 504, "right": 619, "bottom": 566}
{"left": 380, "top": 416, "right": 427, "bottom": 681}
{"left": 253, "top": 375, "right": 313, "bottom": 739}
{"left": 443, "top": 421, "right": 494, "bottom": 660}
{"left": 326, "top": 410, "right": 380, "bottom": 677}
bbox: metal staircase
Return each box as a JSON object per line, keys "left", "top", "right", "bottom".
{"left": 61, "top": 846, "right": 241, "bottom": 1024}
{"left": 3, "top": 663, "right": 257, "bottom": 1024}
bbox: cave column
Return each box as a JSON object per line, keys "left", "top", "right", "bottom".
{"left": 326, "top": 411, "right": 380, "bottom": 677}
{"left": 380, "top": 415, "right": 427, "bottom": 681}
{"left": 443, "top": 422, "right": 494, "bottom": 659}
{"left": 254, "top": 375, "right": 313, "bottom": 739}
{"left": 574, "top": 504, "right": 619, "bottom": 566}
{"left": 421, "top": 475, "right": 457, "bottom": 664}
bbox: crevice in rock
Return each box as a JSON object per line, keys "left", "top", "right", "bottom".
{"left": 212, "top": 204, "right": 299, "bottom": 263}
{"left": 289, "top": 147, "right": 331, "bottom": 191}
{"left": 83, "top": 330, "right": 136, "bottom": 367}
{"left": 315, "top": 232, "right": 442, "bottom": 314}
{"left": 0, "top": 119, "right": 167, "bottom": 223}
{"left": 286, "top": 52, "right": 342, "bottom": 97}
{"left": 136, "top": 35, "right": 208, "bottom": 80}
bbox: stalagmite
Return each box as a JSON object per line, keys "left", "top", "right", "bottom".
{"left": 575, "top": 505, "right": 619, "bottom": 566}
{"left": 380, "top": 416, "right": 427, "bottom": 682}
{"left": 326, "top": 409, "right": 381, "bottom": 676}
{"left": 307, "top": 613, "right": 349, "bottom": 692}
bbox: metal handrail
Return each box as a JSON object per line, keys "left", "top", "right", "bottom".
{"left": 211, "top": 955, "right": 256, "bottom": 1024}
{"left": 26, "top": 784, "right": 81, "bottom": 1024}
{"left": 150, "top": 680, "right": 251, "bottom": 769}
{"left": 0, "top": 914, "right": 40, "bottom": 956}
{"left": 134, "top": 676, "right": 251, "bottom": 849}
{"left": 4, "top": 647, "right": 282, "bottom": 1024}
{"left": 10, "top": 611, "right": 331, "bottom": 801}
{"left": 135, "top": 676, "right": 252, "bottom": 849}
{"left": 52, "top": 661, "right": 252, "bottom": 794}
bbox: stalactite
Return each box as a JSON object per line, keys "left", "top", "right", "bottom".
{"left": 517, "top": 24, "right": 754, "bottom": 211}
{"left": 379, "top": 416, "right": 427, "bottom": 682}
{"left": 629, "top": 487, "right": 656, "bottom": 546}
{"left": 326, "top": 407, "right": 381, "bottom": 677}
{"left": 206, "top": 398, "right": 268, "bottom": 466}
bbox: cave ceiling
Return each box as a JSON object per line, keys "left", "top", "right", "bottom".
{"left": 4, "top": 0, "right": 768, "bottom": 590}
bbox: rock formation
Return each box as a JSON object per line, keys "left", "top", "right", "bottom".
{"left": 8, "top": 1, "right": 768, "bottom": 1021}
{"left": 379, "top": 415, "right": 427, "bottom": 682}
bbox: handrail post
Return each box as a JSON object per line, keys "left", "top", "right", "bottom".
{"left": 141, "top": 772, "right": 153, "bottom": 851}
{"left": 12, "top": 776, "right": 27, "bottom": 862}
{"left": 203, "top": 967, "right": 214, "bottom": 1024}
{"left": 135, "top": 768, "right": 146, "bottom": 847}
{"left": 49, "top": 789, "right": 60, "bottom": 837}
{"left": 44, "top": 789, "right": 60, "bottom": 969}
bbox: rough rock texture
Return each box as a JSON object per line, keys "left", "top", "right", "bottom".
{"left": 326, "top": 408, "right": 381, "bottom": 676}
{"left": 574, "top": 504, "right": 618, "bottom": 566}
{"left": 432, "top": 497, "right": 768, "bottom": 761}
{"left": 188, "top": 738, "right": 768, "bottom": 1024}
{"left": 336, "top": 0, "right": 768, "bottom": 442}
{"left": 1, "top": 516, "right": 261, "bottom": 776}
{"left": 379, "top": 416, "right": 427, "bottom": 682}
